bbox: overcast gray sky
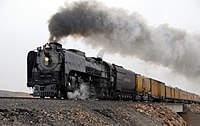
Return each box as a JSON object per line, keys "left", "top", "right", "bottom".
{"left": 0, "top": 0, "right": 200, "bottom": 94}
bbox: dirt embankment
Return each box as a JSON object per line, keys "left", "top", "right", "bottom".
{"left": 0, "top": 97, "right": 191, "bottom": 126}
{"left": 129, "top": 103, "right": 187, "bottom": 126}
{"left": 0, "top": 90, "right": 192, "bottom": 125}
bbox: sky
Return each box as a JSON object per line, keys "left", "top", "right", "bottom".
{"left": 0, "top": 0, "right": 200, "bottom": 94}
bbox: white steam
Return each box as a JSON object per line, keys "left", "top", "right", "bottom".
{"left": 67, "top": 84, "right": 89, "bottom": 100}
{"left": 97, "top": 49, "right": 105, "bottom": 59}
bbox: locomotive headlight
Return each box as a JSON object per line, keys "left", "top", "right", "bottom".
{"left": 44, "top": 57, "right": 49, "bottom": 62}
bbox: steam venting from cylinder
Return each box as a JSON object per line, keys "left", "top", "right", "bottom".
{"left": 67, "top": 84, "right": 89, "bottom": 100}
{"left": 48, "top": 0, "right": 200, "bottom": 82}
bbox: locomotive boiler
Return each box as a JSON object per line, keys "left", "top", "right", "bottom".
{"left": 27, "top": 42, "right": 136, "bottom": 99}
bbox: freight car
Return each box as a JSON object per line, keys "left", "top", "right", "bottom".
{"left": 135, "top": 74, "right": 151, "bottom": 101}
{"left": 27, "top": 42, "right": 200, "bottom": 104}
{"left": 165, "top": 86, "right": 175, "bottom": 102}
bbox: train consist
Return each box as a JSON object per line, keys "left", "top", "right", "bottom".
{"left": 27, "top": 42, "right": 200, "bottom": 103}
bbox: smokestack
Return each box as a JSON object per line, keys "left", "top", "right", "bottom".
{"left": 48, "top": 0, "right": 200, "bottom": 83}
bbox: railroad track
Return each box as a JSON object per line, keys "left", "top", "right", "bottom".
{"left": 0, "top": 96, "right": 158, "bottom": 103}
{"left": 0, "top": 96, "right": 69, "bottom": 100}
{"left": 0, "top": 96, "right": 189, "bottom": 106}
{"left": 0, "top": 96, "right": 40, "bottom": 100}
{"left": 0, "top": 96, "right": 81, "bottom": 100}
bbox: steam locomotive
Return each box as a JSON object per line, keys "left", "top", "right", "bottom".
{"left": 27, "top": 42, "right": 200, "bottom": 103}
{"left": 27, "top": 42, "right": 135, "bottom": 99}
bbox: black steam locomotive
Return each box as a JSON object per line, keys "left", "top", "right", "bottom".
{"left": 27, "top": 42, "right": 135, "bottom": 99}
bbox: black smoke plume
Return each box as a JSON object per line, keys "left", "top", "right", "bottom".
{"left": 48, "top": 0, "right": 200, "bottom": 82}
{"left": 48, "top": 1, "right": 113, "bottom": 41}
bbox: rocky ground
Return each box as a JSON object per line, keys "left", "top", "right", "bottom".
{"left": 0, "top": 98, "right": 190, "bottom": 126}
{"left": 185, "top": 104, "right": 200, "bottom": 113}
{"left": 129, "top": 103, "right": 187, "bottom": 126}
{"left": 0, "top": 99, "right": 163, "bottom": 126}
{"left": 0, "top": 90, "right": 195, "bottom": 126}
